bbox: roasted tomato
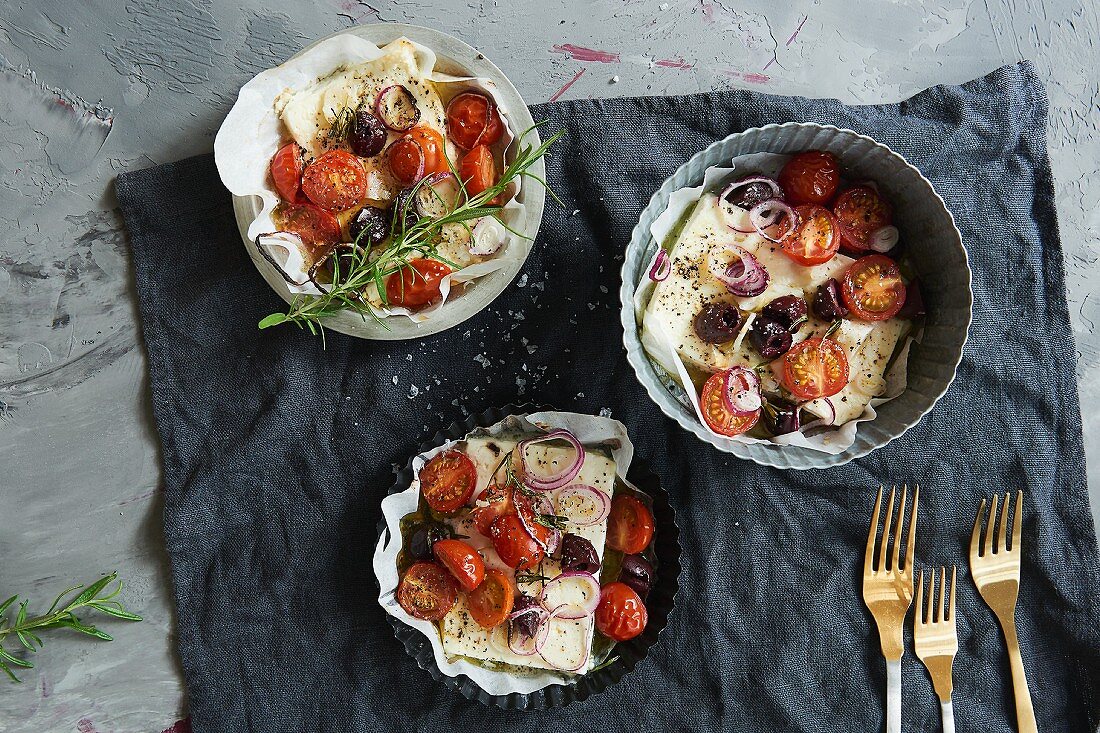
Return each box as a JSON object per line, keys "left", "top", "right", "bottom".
{"left": 270, "top": 142, "right": 304, "bottom": 202}
{"left": 781, "top": 336, "right": 849, "bottom": 400}
{"left": 832, "top": 185, "right": 893, "bottom": 252}
{"left": 388, "top": 126, "right": 448, "bottom": 185}
{"left": 489, "top": 513, "right": 544, "bottom": 571}
{"left": 515, "top": 493, "right": 554, "bottom": 548}
{"left": 842, "top": 254, "right": 907, "bottom": 321}
{"left": 700, "top": 371, "right": 760, "bottom": 437}
{"left": 408, "top": 125, "right": 449, "bottom": 175}
{"left": 472, "top": 480, "right": 515, "bottom": 536}
{"left": 780, "top": 205, "right": 841, "bottom": 266}
{"left": 777, "top": 151, "right": 840, "bottom": 206}
{"left": 459, "top": 145, "right": 497, "bottom": 197}
{"left": 301, "top": 150, "right": 367, "bottom": 211}
{"left": 396, "top": 562, "right": 458, "bottom": 621}
{"left": 446, "top": 92, "right": 504, "bottom": 149}
{"left": 278, "top": 203, "right": 341, "bottom": 251}
{"left": 385, "top": 258, "right": 453, "bottom": 310}
{"left": 607, "top": 494, "right": 655, "bottom": 555}
{"left": 467, "top": 568, "right": 514, "bottom": 629}
{"left": 432, "top": 538, "right": 485, "bottom": 592}
{"left": 595, "top": 582, "right": 648, "bottom": 642}
{"left": 419, "top": 449, "right": 477, "bottom": 514}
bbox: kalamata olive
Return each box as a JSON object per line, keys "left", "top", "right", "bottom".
{"left": 725, "top": 175, "right": 780, "bottom": 210}
{"left": 812, "top": 278, "right": 849, "bottom": 321}
{"left": 619, "top": 554, "right": 655, "bottom": 598}
{"left": 511, "top": 594, "right": 542, "bottom": 638}
{"left": 749, "top": 316, "right": 794, "bottom": 359}
{"left": 407, "top": 523, "right": 447, "bottom": 561}
{"left": 763, "top": 397, "right": 800, "bottom": 436}
{"left": 692, "top": 302, "right": 743, "bottom": 344}
{"left": 348, "top": 205, "right": 391, "bottom": 247}
{"left": 761, "top": 295, "right": 808, "bottom": 332}
{"left": 348, "top": 107, "right": 388, "bottom": 157}
{"left": 560, "top": 533, "right": 600, "bottom": 575}
{"left": 392, "top": 188, "right": 420, "bottom": 233}
{"left": 896, "top": 277, "right": 925, "bottom": 319}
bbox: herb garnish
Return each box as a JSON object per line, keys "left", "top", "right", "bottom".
{"left": 515, "top": 571, "right": 552, "bottom": 585}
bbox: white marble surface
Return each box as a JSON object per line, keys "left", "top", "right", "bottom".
{"left": 0, "top": 1, "right": 1096, "bottom": 731}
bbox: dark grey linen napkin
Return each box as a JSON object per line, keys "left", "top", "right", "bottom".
{"left": 116, "top": 61, "right": 1100, "bottom": 732}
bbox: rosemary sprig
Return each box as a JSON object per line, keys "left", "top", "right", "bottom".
{"left": 0, "top": 572, "right": 142, "bottom": 683}
{"left": 515, "top": 571, "right": 552, "bottom": 585}
{"left": 259, "top": 124, "right": 564, "bottom": 335}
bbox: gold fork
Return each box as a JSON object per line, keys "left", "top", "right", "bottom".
{"left": 970, "top": 490, "right": 1037, "bottom": 733}
{"left": 863, "top": 485, "right": 919, "bottom": 733}
{"left": 915, "top": 567, "right": 958, "bottom": 733}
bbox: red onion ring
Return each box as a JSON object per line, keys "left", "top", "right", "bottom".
{"left": 749, "top": 199, "right": 798, "bottom": 242}
{"left": 868, "top": 225, "right": 899, "bottom": 253}
{"left": 648, "top": 249, "right": 671, "bottom": 282}
{"left": 555, "top": 484, "right": 611, "bottom": 527}
{"left": 534, "top": 604, "right": 592, "bottom": 672}
{"left": 507, "top": 622, "right": 539, "bottom": 656}
{"left": 469, "top": 217, "right": 504, "bottom": 256}
{"left": 720, "top": 175, "right": 783, "bottom": 204}
{"left": 708, "top": 242, "right": 770, "bottom": 297}
{"left": 414, "top": 171, "right": 460, "bottom": 218}
{"left": 722, "top": 367, "right": 762, "bottom": 416}
{"left": 374, "top": 84, "right": 421, "bottom": 131}
{"left": 516, "top": 430, "right": 584, "bottom": 491}
{"left": 801, "top": 397, "right": 837, "bottom": 430}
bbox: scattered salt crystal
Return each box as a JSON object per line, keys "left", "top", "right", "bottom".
{"left": 474, "top": 354, "right": 491, "bottom": 368}
{"left": 407, "top": 385, "right": 419, "bottom": 399}
{"left": 599, "top": 285, "right": 608, "bottom": 293}
{"left": 587, "top": 303, "right": 596, "bottom": 311}
{"left": 406, "top": 353, "right": 413, "bottom": 361}
{"left": 610, "top": 75, "right": 619, "bottom": 84}
{"left": 392, "top": 375, "right": 399, "bottom": 385}
{"left": 599, "top": 407, "right": 612, "bottom": 418}
{"left": 577, "top": 392, "right": 585, "bottom": 398}
{"left": 571, "top": 209, "right": 580, "bottom": 216}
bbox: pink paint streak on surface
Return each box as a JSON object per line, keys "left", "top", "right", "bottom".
{"left": 655, "top": 57, "right": 694, "bottom": 70}
{"left": 551, "top": 44, "right": 620, "bottom": 63}
{"left": 162, "top": 718, "right": 192, "bottom": 733}
{"left": 549, "top": 68, "right": 587, "bottom": 102}
{"left": 787, "top": 14, "right": 809, "bottom": 45}
{"left": 722, "top": 70, "right": 771, "bottom": 84}
{"left": 700, "top": 0, "right": 715, "bottom": 23}
{"left": 76, "top": 719, "right": 98, "bottom": 733}
{"left": 762, "top": 58, "right": 775, "bottom": 72}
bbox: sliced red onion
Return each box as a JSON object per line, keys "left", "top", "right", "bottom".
{"left": 469, "top": 217, "right": 505, "bottom": 256}
{"left": 708, "top": 242, "right": 770, "bottom": 297}
{"left": 722, "top": 367, "right": 761, "bottom": 416}
{"left": 516, "top": 430, "right": 584, "bottom": 491}
{"left": 509, "top": 602, "right": 548, "bottom": 623}
{"left": 507, "top": 622, "right": 539, "bottom": 656}
{"left": 648, "top": 249, "right": 671, "bottom": 282}
{"left": 374, "top": 84, "right": 420, "bottom": 131}
{"left": 720, "top": 175, "right": 782, "bottom": 204}
{"left": 534, "top": 604, "right": 592, "bottom": 672}
{"left": 414, "top": 172, "right": 461, "bottom": 218}
{"left": 555, "top": 484, "right": 611, "bottom": 527}
{"left": 749, "top": 199, "right": 797, "bottom": 242}
{"left": 539, "top": 571, "right": 600, "bottom": 619}
{"left": 868, "top": 225, "right": 899, "bottom": 253}
{"left": 801, "top": 397, "right": 837, "bottom": 430}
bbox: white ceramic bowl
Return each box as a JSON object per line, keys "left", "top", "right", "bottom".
{"left": 620, "top": 123, "right": 972, "bottom": 469}
{"left": 229, "top": 23, "right": 543, "bottom": 340}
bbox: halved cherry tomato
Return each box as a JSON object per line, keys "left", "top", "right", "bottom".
{"left": 841, "top": 254, "right": 907, "bottom": 321}
{"left": 780, "top": 205, "right": 841, "bottom": 266}
{"left": 607, "top": 494, "right": 655, "bottom": 555}
{"left": 472, "top": 480, "right": 515, "bottom": 536}
{"left": 419, "top": 449, "right": 477, "bottom": 514}
{"left": 301, "top": 150, "right": 367, "bottom": 211}
{"left": 515, "top": 493, "right": 553, "bottom": 548}
{"left": 446, "top": 92, "right": 503, "bottom": 149}
{"left": 408, "top": 125, "right": 449, "bottom": 175}
{"left": 595, "top": 582, "right": 648, "bottom": 642}
{"left": 781, "top": 336, "right": 849, "bottom": 400}
{"left": 832, "top": 185, "right": 893, "bottom": 252}
{"left": 432, "top": 538, "right": 485, "bottom": 592}
{"left": 467, "top": 568, "right": 514, "bottom": 629}
{"left": 278, "top": 203, "right": 341, "bottom": 251}
{"left": 777, "top": 150, "right": 840, "bottom": 206}
{"left": 388, "top": 136, "right": 426, "bottom": 185}
{"left": 700, "top": 371, "right": 760, "bottom": 437}
{"left": 459, "top": 145, "right": 497, "bottom": 197}
{"left": 385, "top": 258, "right": 453, "bottom": 310}
{"left": 396, "top": 562, "right": 458, "bottom": 621}
{"left": 489, "top": 513, "right": 544, "bottom": 571}
{"left": 270, "top": 142, "right": 304, "bottom": 202}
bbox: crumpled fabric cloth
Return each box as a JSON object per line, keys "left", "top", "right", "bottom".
{"left": 116, "top": 61, "right": 1099, "bottom": 732}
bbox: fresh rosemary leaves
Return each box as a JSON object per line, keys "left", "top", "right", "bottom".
{"left": 0, "top": 572, "right": 142, "bottom": 683}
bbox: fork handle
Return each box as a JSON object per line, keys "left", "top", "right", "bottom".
{"left": 940, "top": 699, "right": 955, "bottom": 733}
{"left": 1003, "top": 619, "right": 1038, "bottom": 733}
{"left": 886, "top": 658, "right": 901, "bottom": 733}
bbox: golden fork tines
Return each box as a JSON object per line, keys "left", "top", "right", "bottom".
{"left": 863, "top": 485, "right": 919, "bottom": 660}
{"left": 970, "top": 490, "right": 1037, "bottom": 733}
{"left": 914, "top": 566, "right": 958, "bottom": 704}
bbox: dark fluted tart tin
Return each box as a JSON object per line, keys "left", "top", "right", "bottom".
{"left": 374, "top": 403, "right": 682, "bottom": 709}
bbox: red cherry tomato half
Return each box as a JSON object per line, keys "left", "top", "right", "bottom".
{"left": 408, "top": 125, "right": 449, "bottom": 175}
{"left": 396, "top": 562, "right": 458, "bottom": 621}
{"left": 700, "top": 371, "right": 760, "bottom": 437}
{"left": 777, "top": 150, "right": 841, "bottom": 206}
{"left": 606, "top": 494, "right": 655, "bottom": 555}
{"left": 595, "top": 582, "right": 648, "bottom": 642}
{"left": 446, "top": 92, "right": 504, "bottom": 149}
{"left": 780, "top": 205, "right": 841, "bottom": 266}
{"left": 270, "top": 142, "right": 304, "bottom": 203}
{"left": 467, "top": 568, "right": 514, "bottom": 629}
{"left": 459, "top": 145, "right": 497, "bottom": 198}
{"left": 385, "top": 258, "right": 453, "bottom": 310}
{"left": 388, "top": 136, "right": 426, "bottom": 186}
{"left": 432, "top": 538, "right": 486, "bottom": 592}
{"left": 832, "top": 185, "right": 893, "bottom": 252}
{"left": 489, "top": 513, "right": 544, "bottom": 571}
{"left": 472, "top": 480, "right": 515, "bottom": 537}
{"left": 278, "top": 203, "right": 341, "bottom": 251}
{"left": 841, "top": 254, "right": 907, "bottom": 321}
{"left": 781, "top": 336, "right": 850, "bottom": 400}
{"left": 301, "top": 150, "right": 368, "bottom": 212}
{"left": 418, "top": 449, "right": 477, "bottom": 514}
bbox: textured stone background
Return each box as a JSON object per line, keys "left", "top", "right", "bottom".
{"left": 0, "top": 1, "right": 1096, "bottom": 731}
